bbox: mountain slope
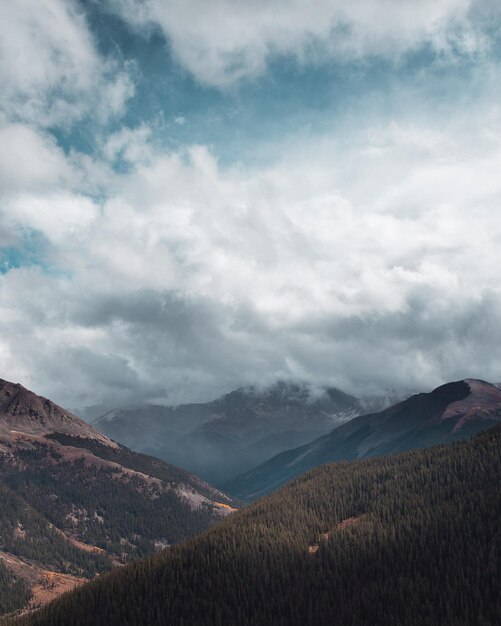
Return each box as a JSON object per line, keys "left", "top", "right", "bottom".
{"left": 93, "top": 381, "right": 362, "bottom": 484}
{"left": 0, "top": 559, "right": 31, "bottom": 617}
{"left": 14, "top": 424, "right": 501, "bottom": 626}
{"left": 0, "top": 380, "right": 112, "bottom": 445}
{"left": 0, "top": 379, "right": 236, "bottom": 616}
{"left": 226, "top": 378, "right": 501, "bottom": 499}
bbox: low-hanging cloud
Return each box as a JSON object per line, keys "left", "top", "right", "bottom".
{"left": 1, "top": 104, "right": 501, "bottom": 408}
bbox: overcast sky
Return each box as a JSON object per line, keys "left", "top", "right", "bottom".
{"left": 1, "top": 0, "right": 501, "bottom": 411}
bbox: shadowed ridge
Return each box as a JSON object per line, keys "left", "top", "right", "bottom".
{"left": 226, "top": 378, "right": 501, "bottom": 500}
{"left": 13, "top": 424, "right": 501, "bottom": 626}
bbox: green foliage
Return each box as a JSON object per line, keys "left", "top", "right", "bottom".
{"left": 0, "top": 434, "right": 230, "bottom": 617}
{"left": 0, "top": 440, "right": 220, "bottom": 563}
{"left": 0, "top": 481, "right": 110, "bottom": 578}
{"left": 0, "top": 561, "right": 31, "bottom": 617}
{"left": 45, "top": 434, "right": 220, "bottom": 501}
{"left": 14, "top": 426, "right": 501, "bottom": 626}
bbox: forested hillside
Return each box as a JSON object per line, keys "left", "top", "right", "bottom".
{"left": 0, "top": 379, "right": 236, "bottom": 616}
{"left": 14, "top": 425, "right": 501, "bottom": 626}
{"left": 0, "top": 562, "right": 31, "bottom": 617}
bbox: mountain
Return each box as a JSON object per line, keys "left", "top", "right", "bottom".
{"left": 13, "top": 423, "right": 501, "bottom": 626}
{"left": 226, "top": 378, "right": 501, "bottom": 500}
{"left": 0, "top": 378, "right": 236, "bottom": 617}
{"left": 92, "top": 381, "right": 363, "bottom": 484}
{"left": 0, "top": 381, "right": 113, "bottom": 444}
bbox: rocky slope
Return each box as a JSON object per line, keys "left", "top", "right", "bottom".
{"left": 0, "top": 381, "right": 112, "bottom": 445}
{"left": 226, "top": 378, "right": 501, "bottom": 499}
{"left": 0, "top": 378, "right": 236, "bottom": 617}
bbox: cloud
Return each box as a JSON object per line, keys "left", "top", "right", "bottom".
{"left": 0, "top": 121, "right": 108, "bottom": 253}
{"left": 0, "top": 124, "right": 74, "bottom": 194}
{"left": 5, "top": 193, "right": 99, "bottom": 245}
{"left": 101, "top": 125, "right": 154, "bottom": 166}
{"left": 1, "top": 98, "right": 501, "bottom": 408}
{"left": 111, "top": 0, "right": 490, "bottom": 86}
{"left": 1, "top": 1, "right": 501, "bottom": 410}
{"left": 0, "top": 0, "right": 134, "bottom": 126}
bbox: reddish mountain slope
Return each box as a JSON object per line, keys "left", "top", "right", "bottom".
{"left": 0, "top": 378, "right": 236, "bottom": 618}
{"left": 0, "top": 380, "right": 113, "bottom": 446}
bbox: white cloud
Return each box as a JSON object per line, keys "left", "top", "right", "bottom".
{"left": 0, "top": 120, "right": 109, "bottom": 250}
{"left": 102, "top": 125, "right": 154, "bottom": 165}
{"left": 1, "top": 1, "right": 501, "bottom": 407}
{"left": 1, "top": 101, "right": 501, "bottom": 406}
{"left": 0, "top": 0, "right": 134, "bottom": 126}
{"left": 5, "top": 192, "right": 99, "bottom": 245}
{"left": 0, "top": 124, "right": 74, "bottom": 193}
{"left": 111, "top": 0, "right": 489, "bottom": 86}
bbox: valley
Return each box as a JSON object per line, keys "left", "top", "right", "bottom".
{"left": 91, "top": 381, "right": 376, "bottom": 484}
{"left": 1, "top": 375, "right": 501, "bottom": 623}
{"left": 11, "top": 423, "right": 501, "bottom": 625}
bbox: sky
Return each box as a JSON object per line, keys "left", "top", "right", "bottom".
{"left": 1, "top": 0, "right": 501, "bottom": 412}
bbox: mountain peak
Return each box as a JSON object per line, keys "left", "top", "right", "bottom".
{"left": 227, "top": 377, "right": 501, "bottom": 500}
{"left": 440, "top": 378, "right": 501, "bottom": 431}
{"left": 0, "top": 378, "right": 116, "bottom": 447}
{"left": 429, "top": 379, "right": 470, "bottom": 398}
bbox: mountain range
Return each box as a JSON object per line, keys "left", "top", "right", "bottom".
{"left": 226, "top": 378, "right": 501, "bottom": 499}
{"left": 91, "top": 381, "right": 387, "bottom": 484}
{"left": 0, "top": 378, "right": 236, "bottom": 616}
{"left": 2, "top": 375, "right": 501, "bottom": 623}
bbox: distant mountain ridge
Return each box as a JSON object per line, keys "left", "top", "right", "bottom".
{"left": 226, "top": 378, "right": 501, "bottom": 499}
{"left": 0, "top": 378, "right": 236, "bottom": 616}
{"left": 92, "top": 381, "right": 365, "bottom": 484}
